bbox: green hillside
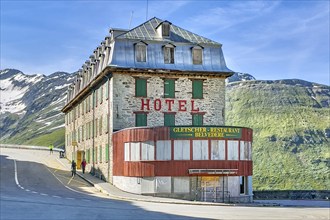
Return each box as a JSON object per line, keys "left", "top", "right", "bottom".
{"left": 226, "top": 80, "right": 330, "bottom": 190}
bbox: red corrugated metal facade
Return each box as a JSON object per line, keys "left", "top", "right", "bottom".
{"left": 113, "top": 126, "right": 253, "bottom": 177}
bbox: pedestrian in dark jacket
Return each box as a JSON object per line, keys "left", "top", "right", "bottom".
{"left": 81, "top": 159, "right": 87, "bottom": 174}
{"left": 71, "top": 160, "right": 77, "bottom": 177}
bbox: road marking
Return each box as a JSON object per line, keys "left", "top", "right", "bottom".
{"left": 66, "top": 197, "right": 75, "bottom": 200}
{"left": 13, "top": 160, "right": 19, "bottom": 186}
{"left": 25, "top": 189, "right": 30, "bottom": 192}
{"left": 68, "top": 176, "right": 74, "bottom": 185}
{"left": 52, "top": 195, "right": 61, "bottom": 198}
{"left": 40, "top": 193, "right": 48, "bottom": 196}
{"left": 31, "top": 191, "right": 38, "bottom": 194}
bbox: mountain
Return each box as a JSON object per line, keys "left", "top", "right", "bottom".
{"left": 1, "top": 68, "right": 329, "bottom": 190}
{"left": 0, "top": 69, "right": 75, "bottom": 147}
{"left": 226, "top": 79, "right": 330, "bottom": 190}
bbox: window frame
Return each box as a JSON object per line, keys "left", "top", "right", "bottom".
{"left": 192, "top": 46, "right": 203, "bottom": 65}
{"left": 164, "top": 45, "right": 175, "bottom": 64}
{"left": 135, "top": 42, "right": 147, "bottom": 62}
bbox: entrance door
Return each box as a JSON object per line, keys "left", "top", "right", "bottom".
{"left": 77, "top": 151, "right": 84, "bottom": 169}
{"left": 201, "top": 176, "right": 219, "bottom": 202}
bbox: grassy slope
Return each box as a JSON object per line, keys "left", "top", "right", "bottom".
{"left": 226, "top": 81, "right": 330, "bottom": 190}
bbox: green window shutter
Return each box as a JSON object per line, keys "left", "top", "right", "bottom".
{"left": 100, "top": 86, "right": 103, "bottom": 103}
{"left": 135, "top": 78, "right": 147, "bottom": 97}
{"left": 99, "top": 145, "right": 102, "bottom": 163}
{"left": 135, "top": 113, "right": 147, "bottom": 126}
{"left": 164, "top": 79, "right": 175, "bottom": 98}
{"left": 105, "top": 144, "right": 109, "bottom": 162}
{"left": 192, "top": 80, "right": 203, "bottom": 99}
{"left": 164, "top": 114, "right": 175, "bottom": 126}
{"left": 192, "top": 114, "right": 203, "bottom": 126}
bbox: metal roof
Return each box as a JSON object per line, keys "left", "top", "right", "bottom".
{"left": 117, "top": 17, "right": 221, "bottom": 45}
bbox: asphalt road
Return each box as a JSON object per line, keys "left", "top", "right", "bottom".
{"left": 0, "top": 148, "right": 329, "bottom": 220}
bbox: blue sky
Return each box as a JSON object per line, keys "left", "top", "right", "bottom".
{"left": 1, "top": 0, "right": 329, "bottom": 85}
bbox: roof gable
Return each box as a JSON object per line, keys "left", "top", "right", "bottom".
{"left": 117, "top": 17, "right": 220, "bottom": 46}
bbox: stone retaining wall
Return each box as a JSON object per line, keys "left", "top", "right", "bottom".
{"left": 253, "top": 190, "right": 330, "bottom": 200}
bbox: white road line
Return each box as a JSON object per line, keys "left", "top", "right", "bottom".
{"left": 13, "top": 160, "right": 20, "bottom": 186}
{"left": 25, "top": 189, "right": 30, "bottom": 192}
{"left": 40, "top": 193, "right": 48, "bottom": 196}
{"left": 52, "top": 195, "right": 61, "bottom": 198}
{"left": 66, "top": 197, "right": 75, "bottom": 200}
{"left": 31, "top": 191, "right": 38, "bottom": 194}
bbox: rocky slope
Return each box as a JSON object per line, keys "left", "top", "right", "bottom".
{"left": 0, "top": 69, "right": 74, "bottom": 147}
{"left": 226, "top": 79, "right": 330, "bottom": 190}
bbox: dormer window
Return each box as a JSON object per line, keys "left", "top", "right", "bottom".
{"left": 156, "top": 21, "right": 172, "bottom": 38}
{"left": 164, "top": 44, "right": 175, "bottom": 64}
{"left": 192, "top": 46, "right": 203, "bottom": 65}
{"left": 162, "top": 22, "right": 170, "bottom": 37}
{"left": 135, "top": 42, "right": 147, "bottom": 62}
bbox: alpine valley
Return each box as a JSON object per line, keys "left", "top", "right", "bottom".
{"left": 0, "top": 69, "right": 329, "bottom": 190}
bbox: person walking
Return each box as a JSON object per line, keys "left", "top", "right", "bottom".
{"left": 81, "top": 159, "right": 87, "bottom": 174}
{"left": 49, "top": 144, "right": 54, "bottom": 154}
{"left": 71, "top": 160, "right": 77, "bottom": 177}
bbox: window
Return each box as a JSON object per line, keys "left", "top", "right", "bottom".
{"left": 86, "top": 149, "right": 90, "bottom": 163}
{"left": 124, "top": 143, "right": 130, "bottom": 161}
{"left": 240, "top": 141, "right": 252, "bottom": 160}
{"left": 141, "top": 141, "right": 154, "bottom": 161}
{"left": 135, "top": 43, "right": 147, "bottom": 62}
{"left": 162, "top": 23, "right": 170, "bottom": 37}
{"left": 192, "top": 46, "right": 203, "bottom": 65}
{"left": 135, "top": 113, "right": 147, "bottom": 127}
{"left": 135, "top": 78, "right": 147, "bottom": 97}
{"left": 164, "top": 78, "right": 175, "bottom": 98}
{"left": 211, "top": 140, "right": 225, "bottom": 160}
{"left": 164, "top": 113, "right": 175, "bottom": 126}
{"left": 95, "top": 146, "right": 98, "bottom": 163}
{"left": 156, "top": 140, "right": 171, "bottom": 160}
{"left": 164, "top": 45, "right": 174, "bottom": 64}
{"left": 228, "top": 140, "right": 239, "bottom": 160}
{"left": 193, "top": 140, "right": 208, "bottom": 160}
{"left": 105, "top": 115, "right": 109, "bottom": 133}
{"left": 192, "top": 114, "right": 203, "bottom": 126}
{"left": 131, "top": 142, "right": 140, "bottom": 161}
{"left": 192, "top": 80, "right": 203, "bottom": 98}
{"left": 174, "top": 140, "right": 190, "bottom": 160}
{"left": 95, "top": 118, "right": 98, "bottom": 137}
{"left": 95, "top": 89, "right": 98, "bottom": 107}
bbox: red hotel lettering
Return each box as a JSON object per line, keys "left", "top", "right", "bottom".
{"left": 165, "top": 99, "right": 175, "bottom": 111}
{"left": 141, "top": 98, "right": 150, "bottom": 111}
{"left": 191, "top": 100, "right": 199, "bottom": 111}
{"left": 140, "top": 98, "right": 199, "bottom": 112}
{"left": 178, "top": 100, "right": 187, "bottom": 111}
{"left": 154, "top": 99, "right": 162, "bottom": 111}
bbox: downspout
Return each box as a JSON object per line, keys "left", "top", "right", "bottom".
{"left": 103, "top": 74, "right": 111, "bottom": 182}
{"left": 92, "top": 89, "right": 95, "bottom": 175}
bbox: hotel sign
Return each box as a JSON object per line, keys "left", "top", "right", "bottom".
{"left": 170, "top": 127, "right": 242, "bottom": 139}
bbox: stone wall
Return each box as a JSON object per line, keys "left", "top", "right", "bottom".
{"left": 112, "top": 72, "right": 226, "bottom": 130}
{"left": 253, "top": 190, "right": 330, "bottom": 200}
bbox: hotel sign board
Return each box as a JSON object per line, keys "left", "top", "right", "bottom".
{"left": 170, "top": 127, "right": 242, "bottom": 139}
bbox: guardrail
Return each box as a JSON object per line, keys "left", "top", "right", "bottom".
{"left": 0, "top": 144, "right": 64, "bottom": 152}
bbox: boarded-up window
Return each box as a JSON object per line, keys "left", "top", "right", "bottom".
{"left": 228, "top": 140, "right": 239, "bottom": 160}
{"left": 124, "top": 143, "right": 130, "bottom": 161}
{"left": 164, "top": 78, "right": 175, "bottom": 98}
{"left": 192, "top": 114, "right": 203, "bottom": 126}
{"left": 211, "top": 140, "right": 225, "bottom": 160}
{"left": 174, "top": 140, "right": 190, "bottom": 160}
{"left": 135, "top": 113, "right": 147, "bottom": 127}
{"left": 156, "top": 177, "right": 171, "bottom": 193}
{"left": 156, "top": 140, "right": 171, "bottom": 160}
{"left": 164, "top": 113, "right": 175, "bottom": 126}
{"left": 193, "top": 140, "right": 208, "bottom": 160}
{"left": 141, "top": 141, "right": 154, "bottom": 161}
{"left": 173, "top": 177, "right": 190, "bottom": 193}
{"left": 192, "top": 47, "right": 203, "bottom": 65}
{"left": 240, "top": 141, "right": 252, "bottom": 160}
{"left": 130, "top": 142, "right": 140, "bottom": 161}
{"left": 135, "top": 44, "right": 147, "bottom": 62}
{"left": 164, "top": 46, "right": 174, "bottom": 64}
{"left": 192, "top": 80, "right": 203, "bottom": 99}
{"left": 135, "top": 78, "right": 147, "bottom": 97}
